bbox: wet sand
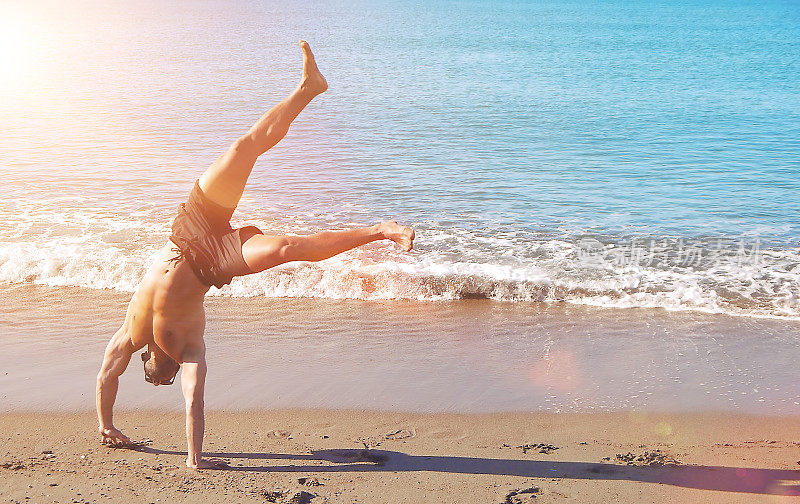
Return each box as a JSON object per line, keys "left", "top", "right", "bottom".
{"left": 2, "top": 285, "right": 799, "bottom": 414}
{"left": 1, "top": 410, "right": 799, "bottom": 503}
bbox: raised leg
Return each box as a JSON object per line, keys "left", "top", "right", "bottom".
{"left": 242, "top": 221, "right": 415, "bottom": 273}
{"left": 198, "top": 40, "right": 328, "bottom": 209}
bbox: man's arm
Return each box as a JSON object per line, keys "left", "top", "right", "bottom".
{"left": 181, "top": 348, "right": 209, "bottom": 469}
{"left": 96, "top": 327, "right": 134, "bottom": 445}
{"left": 181, "top": 348, "right": 227, "bottom": 470}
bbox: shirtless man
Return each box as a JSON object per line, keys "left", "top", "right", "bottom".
{"left": 95, "top": 41, "right": 415, "bottom": 470}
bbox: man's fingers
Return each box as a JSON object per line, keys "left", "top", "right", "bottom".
{"left": 101, "top": 434, "right": 130, "bottom": 447}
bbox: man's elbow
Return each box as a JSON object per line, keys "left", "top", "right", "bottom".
{"left": 186, "top": 401, "right": 204, "bottom": 422}
{"left": 184, "top": 392, "right": 204, "bottom": 412}
{"left": 96, "top": 370, "right": 113, "bottom": 388}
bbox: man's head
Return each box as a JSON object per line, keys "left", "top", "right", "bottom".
{"left": 141, "top": 345, "right": 180, "bottom": 386}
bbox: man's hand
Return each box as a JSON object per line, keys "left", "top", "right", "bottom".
{"left": 96, "top": 327, "right": 135, "bottom": 444}
{"left": 99, "top": 426, "right": 131, "bottom": 447}
{"left": 186, "top": 457, "right": 229, "bottom": 470}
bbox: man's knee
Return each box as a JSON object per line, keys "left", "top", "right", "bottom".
{"left": 230, "top": 135, "right": 257, "bottom": 159}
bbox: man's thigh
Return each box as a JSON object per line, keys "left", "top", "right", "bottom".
{"left": 198, "top": 138, "right": 258, "bottom": 209}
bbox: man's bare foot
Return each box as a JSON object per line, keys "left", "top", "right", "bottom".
{"left": 380, "top": 220, "right": 415, "bottom": 252}
{"left": 299, "top": 40, "right": 327, "bottom": 95}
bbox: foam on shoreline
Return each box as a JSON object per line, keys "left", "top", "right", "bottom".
{"left": 1, "top": 227, "right": 798, "bottom": 320}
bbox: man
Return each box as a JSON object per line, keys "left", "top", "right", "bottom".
{"left": 95, "top": 41, "right": 415, "bottom": 470}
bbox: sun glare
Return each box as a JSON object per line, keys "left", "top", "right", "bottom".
{"left": 0, "top": 4, "right": 43, "bottom": 97}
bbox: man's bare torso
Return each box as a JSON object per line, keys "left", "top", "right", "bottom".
{"left": 124, "top": 241, "right": 209, "bottom": 363}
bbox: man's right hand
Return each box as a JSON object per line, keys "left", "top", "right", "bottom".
{"left": 99, "top": 426, "right": 131, "bottom": 446}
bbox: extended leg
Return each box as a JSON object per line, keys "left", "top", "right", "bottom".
{"left": 242, "top": 221, "right": 415, "bottom": 273}
{"left": 198, "top": 40, "right": 327, "bottom": 209}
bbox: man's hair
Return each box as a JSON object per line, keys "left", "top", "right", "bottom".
{"left": 142, "top": 351, "right": 180, "bottom": 385}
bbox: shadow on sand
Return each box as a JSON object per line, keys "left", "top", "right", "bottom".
{"left": 132, "top": 445, "right": 800, "bottom": 497}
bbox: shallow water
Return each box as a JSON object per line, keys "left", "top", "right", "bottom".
{"left": 1, "top": 286, "right": 798, "bottom": 414}
{"left": 1, "top": 0, "right": 799, "bottom": 318}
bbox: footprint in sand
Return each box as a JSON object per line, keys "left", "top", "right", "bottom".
{"left": 0, "top": 460, "right": 25, "bottom": 470}
{"left": 518, "top": 443, "right": 559, "bottom": 455}
{"left": 263, "top": 489, "right": 316, "bottom": 504}
{"left": 615, "top": 449, "right": 679, "bottom": 466}
{"left": 504, "top": 486, "right": 541, "bottom": 504}
{"left": 298, "top": 477, "right": 324, "bottom": 487}
{"left": 384, "top": 429, "right": 415, "bottom": 440}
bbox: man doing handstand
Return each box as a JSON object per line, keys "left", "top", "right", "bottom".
{"left": 95, "top": 41, "right": 415, "bottom": 469}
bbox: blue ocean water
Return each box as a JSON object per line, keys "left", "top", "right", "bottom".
{"left": 1, "top": 0, "right": 799, "bottom": 317}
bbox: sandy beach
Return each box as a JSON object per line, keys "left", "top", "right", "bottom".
{"left": 3, "top": 286, "right": 800, "bottom": 503}
{"left": 1, "top": 410, "right": 798, "bottom": 503}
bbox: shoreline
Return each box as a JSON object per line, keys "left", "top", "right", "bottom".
{"left": 1, "top": 410, "right": 799, "bottom": 503}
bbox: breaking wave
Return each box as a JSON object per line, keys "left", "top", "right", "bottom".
{"left": 1, "top": 210, "right": 798, "bottom": 320}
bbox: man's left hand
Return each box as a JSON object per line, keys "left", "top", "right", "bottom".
{"left": 100, "top": 426, "right": 131, "bottom": 447}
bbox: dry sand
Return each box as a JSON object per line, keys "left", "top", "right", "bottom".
{"left": 1, "top": 410, "right": 798, "bottom": 503}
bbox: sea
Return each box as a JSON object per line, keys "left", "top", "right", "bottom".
{"left": 1, "top": 0, "right": 799, "bottom": 414}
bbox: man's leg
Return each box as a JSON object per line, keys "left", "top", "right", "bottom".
{"left": 198, "top": 40, "right": 327, "bottom": 209}
{"left": 242, "top": 221, "right": 415, "bottom": 273}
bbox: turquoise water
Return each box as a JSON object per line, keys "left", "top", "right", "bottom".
{"left": 1, "top": 0, "right": 799, "bottom": 317}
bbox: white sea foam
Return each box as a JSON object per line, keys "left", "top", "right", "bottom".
{"left": 2, "top": 211, "right": 799, "bottom": 321}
